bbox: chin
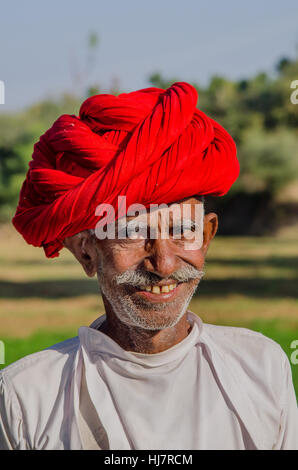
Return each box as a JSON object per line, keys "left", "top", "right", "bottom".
{"left": 113, "top": 294, "right": 191, "bottom": 331}
{"left": 100, "top": 277, "right": 198, "bottom": 331}
{"left": 126, "top": 311, "right": 185, "bottom": 331}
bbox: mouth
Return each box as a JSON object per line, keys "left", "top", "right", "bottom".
{"left": 127, "top": 282, "right": 185, "bottom": 303}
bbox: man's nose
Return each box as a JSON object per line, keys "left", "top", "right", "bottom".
{"left": 142, "top": 239, "right": 180, "bottom": 279}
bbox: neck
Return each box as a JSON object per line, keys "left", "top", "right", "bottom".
{"left": 97, "top": 301, "right": 192, "bottom": 354}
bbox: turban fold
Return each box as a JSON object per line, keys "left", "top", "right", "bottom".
{"left": 12, "top": 82, "right": 239, "bottom": 258}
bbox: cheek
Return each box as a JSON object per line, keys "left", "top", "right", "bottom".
{"left": 181, "top": 250, "right": 205, "bottom": 270}
{"left": 102, "top": 245, "right": 143, "bottom": 273}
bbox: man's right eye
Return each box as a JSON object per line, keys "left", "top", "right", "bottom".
{"left": 118, "top": 222, "right": 148, "bottom": 239}
{"left": 117, "top": 227, "right": 129, "bottom": 238}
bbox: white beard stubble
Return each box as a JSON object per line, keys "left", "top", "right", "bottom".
{"left": 97, "top": 263, "right": 204, "bottom": 331}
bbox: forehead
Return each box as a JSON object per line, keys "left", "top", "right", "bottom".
{"left": 124, "top": 197, "right": 203, "bottom": 223}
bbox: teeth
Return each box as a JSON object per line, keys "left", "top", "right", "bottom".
{"left": 140, "top": 283, "right": 177, "bottom": 294}
{"left": 152, "top": 286, "right": 161, "bottom": 294}
{"left": 161, "top": 285, "right": 169, "bottom": 293}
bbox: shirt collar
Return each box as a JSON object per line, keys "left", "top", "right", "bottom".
{"left": 78, "top": 310, "right": 203, "bottom": 368}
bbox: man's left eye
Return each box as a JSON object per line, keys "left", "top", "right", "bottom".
{"left": 183, "top": 223, "right": 196, "bottom": 233}
{"left": 172, "top": 222, "right": 196, "bottom": 235}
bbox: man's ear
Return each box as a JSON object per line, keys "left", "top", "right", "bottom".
{"left": 202, "top": 212, "right": 218, "bottom": 255}
{"left": 63, "top": 231, "right": 99, "bottom": 277}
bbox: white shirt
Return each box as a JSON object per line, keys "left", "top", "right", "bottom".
{"left": 0, "top": 311, "right": 297, "bottom": 450}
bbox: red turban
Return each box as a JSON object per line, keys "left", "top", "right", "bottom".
{"left": 12, "top": 82, "right": 239, "bottom": 258}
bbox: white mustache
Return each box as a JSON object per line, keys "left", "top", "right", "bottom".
{"left": 113, "top": 265, "right": 205, "bottom": 288}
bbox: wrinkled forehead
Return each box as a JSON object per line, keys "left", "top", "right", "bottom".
{"left": 119, "top": 199, "right": 204, "bottom": 227}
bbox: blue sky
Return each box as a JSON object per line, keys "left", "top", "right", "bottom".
{"left": 0, "top": 0, "right": 298, "bottom": 111}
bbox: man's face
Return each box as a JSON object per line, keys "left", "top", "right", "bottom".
{"left": 95, "top": 197, "right": 208, "bottom": 331}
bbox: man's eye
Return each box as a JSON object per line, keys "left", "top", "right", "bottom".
{"left": 119, "top": 222, "right": 148, "bottom": 239}
{"left": 117, "top": 227, "right": 128, "bottom": 238}
{"left": 172, "top": 222, "right": 197, "bottom": 238}
{"left": 184, "top": 223, "right": 196, "bottom": 233}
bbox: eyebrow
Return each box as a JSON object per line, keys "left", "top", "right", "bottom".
{"left": 171, "top": 219, "right": 201, "bottom": 230}
{"left": 119, "top": 217, "right": 201, "bottom": 228}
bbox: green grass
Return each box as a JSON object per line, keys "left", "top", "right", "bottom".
{"left": 0, "top": 330, "right": 77, "bottom": 367}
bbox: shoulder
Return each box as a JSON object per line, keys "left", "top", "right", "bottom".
{"left": 0, "top": 336, "right": 80, "bottom": 449}
{"left": 201, "top": 322, "right": 290, "bottom": 401}
{"left": 202, "top": 322, "right": 285, "bottom": 358}
{"left": 0, "top": 335, "right": 79, "bottom": 416}
{"left": 200, "top": 322, "right": 298, "bottom": 449}
{"left": 0, "top": 335, "right": 79, "bottom": 387}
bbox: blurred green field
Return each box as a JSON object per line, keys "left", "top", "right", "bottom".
{"left": 0, "top": 224, "right": 297, "bottom": 398}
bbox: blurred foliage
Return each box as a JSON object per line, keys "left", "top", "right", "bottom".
{"left": 149, "top": 57, "right": 298, "bottom": 233}
{"left": 0, "top": 55, "right": 298, "bottom": 231}
{"left": 237, "top": 128, "right": 298, "bottom": 195}
{"left": 0, "top": 94, "right": 81, "bottom": 221}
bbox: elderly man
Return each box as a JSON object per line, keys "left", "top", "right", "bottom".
{"left": 0, "top": 83, "right": 297, "bottom": 450}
